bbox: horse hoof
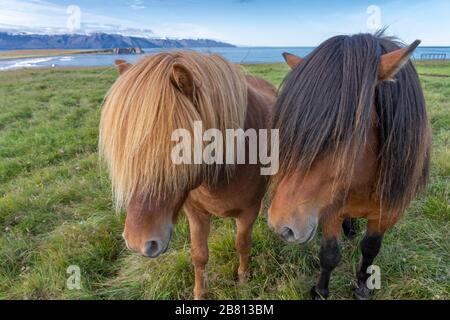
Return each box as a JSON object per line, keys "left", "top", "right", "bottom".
{"left": 311, "top": 286, "right": 329, "bottom": 300}
{"left": 238, "top": 271, "right": 250, "bottom": 284}
{"left": 353, "top": 285, "right": 373, "bottom": 300}
{"left": 194, "top": 293, "right": 207, "bottom": 300}
{"left": 194, "top": 289, "right": 208, "bottom": 300}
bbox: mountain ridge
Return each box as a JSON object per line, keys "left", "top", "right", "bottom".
{"left": 0, "top": 32, "right": 235, "bottom": 50}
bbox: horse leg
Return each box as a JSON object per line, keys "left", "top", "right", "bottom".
{"left": 342, "top": 218, "right": 357, "bottom": 239}
{"left": 186, "top": 209, "right": 211, "bottom": 300}
{"left": 311, "top": 217, "right": 342, "bottom": 300}
{"left": 353, "top": 219, "right": 385, "bottom": 300}
{"left": 235, "top": 204, "right": 259, "bottom": 283}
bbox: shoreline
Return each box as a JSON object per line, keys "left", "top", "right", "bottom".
{"left": 0, "top": 49, "right": 135, "bottom": 61}
{"left": 0, "top": 54, "right": 448, "bottom": 72}
{"left": 0, "top": 63, "right": 287, "bottom": 73}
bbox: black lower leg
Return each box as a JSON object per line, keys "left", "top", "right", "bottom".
{"left": 342, "top": 218, "right": 357, "bottom": 239}
{"left": 311, "top": 238, "right": 341, "bottom": 300}
{"left": 354, "top": 234, "right": 383, "bottom": 300}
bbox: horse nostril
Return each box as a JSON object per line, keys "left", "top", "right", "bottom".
{"left": 143, "top": 240, "right": 161, "bottom": 258}
{"left": 280, "top": 226, "right": 296, "bottom": 242}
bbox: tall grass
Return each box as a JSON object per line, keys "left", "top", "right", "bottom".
{"left": 0, "top": 63, "right": 448, "bottom": 299}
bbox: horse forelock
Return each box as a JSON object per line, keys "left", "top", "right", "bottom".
{"left": 272, "top": 32, "right": 431, "bottom": 216}
{"left": 99, "top": 51, "right": 248, "bottom": 211}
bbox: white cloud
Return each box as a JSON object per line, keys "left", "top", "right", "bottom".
{"left": 6, "top": 0, "right": 446, "bottom": 45}
{"left": 0, "top": 0, "right": 222, "bottom": 40}
{"left": 0, "top": 0, "right": 153, "bottom": 35}
{"left": 0, "top": 0, "right": 153, "bottom": 36}
{"left": 128, "top": 0, "right": 146, "bottom": 10}
{"left": 0, "top": 0, "right": 64, "bottom": 29}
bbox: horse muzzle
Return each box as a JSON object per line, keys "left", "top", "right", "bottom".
{"left": 272, "top": 214, "right": 319, "bottom": 245}
{"left": 123, "top": 226, "right": 173, "bottom": 258}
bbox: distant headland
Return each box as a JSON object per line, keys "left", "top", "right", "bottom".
{"left": 0, "top": 32, "right": 235, "bottom": 50}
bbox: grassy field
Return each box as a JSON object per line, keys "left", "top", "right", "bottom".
{"left": 0, "top": 62, "right": 448, "bottom": 300}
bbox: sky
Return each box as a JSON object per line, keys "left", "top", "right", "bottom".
{"left": 0, "top": 0, "right": 449, "bottom": 46}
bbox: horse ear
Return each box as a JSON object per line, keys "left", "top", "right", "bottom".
{"left": 378, "top": 40, "right": 421, "bottom": 81}
{"left": 170, "top": 63, "right": 195, "bottom": 99}
{"left": 282, "top": 52, "right": 303, "bottom": 69}
{"left": 115, "top": 59, "right": 132, "bottom": 75}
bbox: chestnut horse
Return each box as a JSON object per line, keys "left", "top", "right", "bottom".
{"left": 269, "top": 33, "right": 431, "bottom": 299}
{"left": 99, "top": 52, "right": 276, "bottom": 299}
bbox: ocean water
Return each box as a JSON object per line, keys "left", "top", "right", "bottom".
{"left": 0, "top": 46, "right": 449, "bottom": 71}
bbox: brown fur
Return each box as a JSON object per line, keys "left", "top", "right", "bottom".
{"left": 269, "top": 33, "right": 431, "bottom": 299}
{"left": 115, "top": 59, "right": 132, "bottom": 75}
{"left": 100, "top": 51, "right": 248, "bottom": 211}
{"left": 272, "top": 33, "right": 431, "bottom": 219}
{"left": 100, "top": 51, "right": 276, "bottom": 299}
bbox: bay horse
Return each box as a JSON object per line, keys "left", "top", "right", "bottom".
{"left": 99, "top": 52, "right": 276, "bottom": 299}
{"left": 269, "top": 33, "right": 431, "bottom": 300}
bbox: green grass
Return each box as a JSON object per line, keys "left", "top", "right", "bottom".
{"left": 0, "top": 62, "right": 448, "bottom": 300}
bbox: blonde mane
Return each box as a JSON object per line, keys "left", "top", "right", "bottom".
{"left": 99, "top": 51, "right": 247, "bottom": 210}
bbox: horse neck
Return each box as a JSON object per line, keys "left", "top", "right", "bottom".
{"left": 244, "top": 76, "right": 276, "bottom": 131}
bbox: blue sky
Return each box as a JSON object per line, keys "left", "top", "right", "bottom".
{"left": 0, "top": 0, "right": 449, "bottom": 46}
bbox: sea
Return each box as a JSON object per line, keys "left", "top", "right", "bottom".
{"left": 0, "top": 46, "right": 449, "bottom": 71}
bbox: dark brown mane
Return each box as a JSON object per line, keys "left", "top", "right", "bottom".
{"left": 273, "top": 32, "right": 431, "bottom": 215}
